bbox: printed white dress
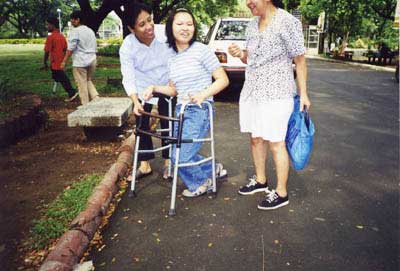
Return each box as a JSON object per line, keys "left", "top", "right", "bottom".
{"left": 239, "top": 8, "right": 306, "bottom": 142}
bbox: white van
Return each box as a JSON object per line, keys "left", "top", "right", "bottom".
{"left": 204, "top": 18, "right": 252, "bottom": 81}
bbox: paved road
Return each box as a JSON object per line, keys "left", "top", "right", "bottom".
{"left": 89, "top": 59, "right": 399, "bottom": 271}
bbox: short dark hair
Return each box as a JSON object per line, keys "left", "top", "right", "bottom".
{"left": 70, "top": 10, "right": 84, "bottom": 22}
{"left": 272, "top": 0, "right": 285, "bottom": 9}
{"left": 126, "top": 2, "right": 152, "bottom": 28}
{"left": 165, "top": 8, "right": 197, "bottom": 52}
{"left": 46, "top": 17, "right": 59, "bottom": 28}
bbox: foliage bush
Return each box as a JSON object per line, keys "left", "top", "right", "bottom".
{"left": 0, "top": 37, "right": 123, "bottom": 46}
{"left": 28, "top": 174, "right": 102, "bottom": 249}
{"left": 0, "top": 38, "right": 46, "bottom": 44}
{"left": 349, "top": 38, "right": 368, "bottom": 49}
{"left": 98, "top": 37, "right": 123, "bottom": 45}
{"left": 97, "top": 44, "right": 120, "bottom": 56}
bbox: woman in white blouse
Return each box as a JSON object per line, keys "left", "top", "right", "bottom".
{"left": 228, "top": 0, "right": 311, "bottom": 210}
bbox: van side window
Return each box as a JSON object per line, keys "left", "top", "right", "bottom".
{"left": 204, "top": 23, "right": 216, "bottom": 44}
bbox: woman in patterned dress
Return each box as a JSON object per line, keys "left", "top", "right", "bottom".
{"left": 228, "top": 0, "right": 311, "bottom": 210}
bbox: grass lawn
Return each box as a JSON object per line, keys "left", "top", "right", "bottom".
{"left": 0, "top": 44, "right": 124, "bottom": 98}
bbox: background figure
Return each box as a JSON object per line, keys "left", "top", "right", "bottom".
{"left": 41, "top": 17, "right": 78, "bottom": 102}
{"left": 143, "top": 8, "right": 229, "bottom": 197}
{"left": 228, "top": 0, "right": 311, "bottom": 210}
{"left": 119, "top": 3, "right": 176, "bottom": 179}
{"left": 60, "top": 10, "right": 99, "bottom": 105}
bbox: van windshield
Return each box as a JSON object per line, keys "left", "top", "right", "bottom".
{"left": 215, "top": 21, "right": 249, "bottom": 41}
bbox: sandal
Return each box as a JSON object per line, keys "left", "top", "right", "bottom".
{"left": 162, "top": 166, "right": 172, "bottom": 180}
{"left": 182, "top": 179, "right": 212, "bottom": 197}
{"left": 135, "top": 169, "right": 153, "bottom": 179}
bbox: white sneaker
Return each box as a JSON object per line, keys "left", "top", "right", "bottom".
{"left": 64, "top": 92, "right": 79, "bottom": 102}
{"left": 216, "top": 163, "right": 227, "bottom": 179}
{"left": 182, "top": 179, "right": 212, "bottom": 198}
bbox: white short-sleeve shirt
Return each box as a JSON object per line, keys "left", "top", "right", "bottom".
{"left": 241, "top": 8, "right": 306, "bottom": 102}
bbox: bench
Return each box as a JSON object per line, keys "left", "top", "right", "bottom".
{"left": 68, "top": 97, "right": 133, "bottom": 139}
{"left": 364, "top": 50, "right": 396, "bottom": 65}
{"left": 344, "top": 51, "right": 353, "bottom": 60}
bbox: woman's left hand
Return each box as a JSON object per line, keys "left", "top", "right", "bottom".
{"left": 188, "top": 92, "right": 205, "bottom": 107}
{"left": 300, "top": 94, "right": 311, "bottom": 112}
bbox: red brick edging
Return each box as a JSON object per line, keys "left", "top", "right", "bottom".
{"left": 39, "top": 134, "right": 136, "bottom": 271}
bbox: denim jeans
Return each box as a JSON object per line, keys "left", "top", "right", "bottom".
{"left": 171, "top": 103, "right": 213, "bottom": 192}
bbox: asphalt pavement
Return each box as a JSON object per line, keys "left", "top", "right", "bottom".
{"left": 89, "top": 59, "right": 399, "bottom": 271}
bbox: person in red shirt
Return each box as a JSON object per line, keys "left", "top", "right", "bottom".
{"left": 41, "top": 17, "right": 78, "bottom": 102}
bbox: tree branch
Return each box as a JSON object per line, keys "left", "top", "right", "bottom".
{"left": 77, "top": 0, "right": 93, "bottom": 13}
{"left": 159, "top": 0, "right": 190, "bottom": 21}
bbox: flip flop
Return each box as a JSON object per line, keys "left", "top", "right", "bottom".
{"left": 135, "top": 169, "right": 153, "bottom": 179}
{"left": 162, "top": 166, "right": 173, "bottom": 180}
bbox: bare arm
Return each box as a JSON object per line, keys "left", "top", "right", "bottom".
{"left": 293, "top": 55, "right": 311, "bottom": 111}
{"left": 40, "top": 52, "right": 50, "bottom": 70}
{"left": 60, "top": 50, "right": 73, "bottom": 70}
{"left": 142, "top": 82, "right": 177, "bottom": 101}
{"left": 189, "top": 67, "right": 229, "bottom": 106}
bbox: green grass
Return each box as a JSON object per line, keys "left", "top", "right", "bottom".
{"left": 0, "top": 44, "right": 125, "bottom": 99}
{"left": 28, "top": 174, "right": 102, "bottom": 249}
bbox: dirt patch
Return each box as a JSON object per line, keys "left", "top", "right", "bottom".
{"left": 0, "top": 94, "right": 47, "bottom": 148}
{"left": 0, "top": 97, "right": 132, "bottom": 270}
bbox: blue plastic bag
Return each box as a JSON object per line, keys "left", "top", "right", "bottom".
{"left": 285, "top": 95, "right": 315, "bottom": 170}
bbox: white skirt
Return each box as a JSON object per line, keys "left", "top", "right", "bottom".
{"left": 239, "top": 98, "right": 294, "bottom": 142}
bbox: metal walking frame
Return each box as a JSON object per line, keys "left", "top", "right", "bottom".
{"left": 128, "top": 94, "right": 217, "bottom": 216}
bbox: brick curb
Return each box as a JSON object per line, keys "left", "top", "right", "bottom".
{"left": 38, "top": 134, "right": 136, "bottom": 271}
{"left": 306, "top": 55, "right": 396, "bottom": 72}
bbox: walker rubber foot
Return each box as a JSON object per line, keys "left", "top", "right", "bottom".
{"left": 168, "top": 209, "right": 176, "bottom": 216}
{"left": 128, "top": 190, "right": 136, "bottom": 198}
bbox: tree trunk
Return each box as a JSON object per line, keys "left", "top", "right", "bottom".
{"left": 339, "top": 31, "right": 349, "bottom": 56}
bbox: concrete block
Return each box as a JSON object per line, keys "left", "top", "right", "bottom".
{"left": 67, "top": 97, "right": 133, "bottom": 127}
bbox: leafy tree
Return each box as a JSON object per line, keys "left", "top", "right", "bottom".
{"left": 300, "top": 0, "right": 397, "bottom": 52}
{"left": 1, "top": 0, "right": 76, "bottom": 37}
{"left": 76, "top": 0, "right": 238, "bottom": 37}
{"left": 0, "top": 0, "right": 238, "bottom": 38}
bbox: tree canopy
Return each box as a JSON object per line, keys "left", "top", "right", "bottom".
{"left": 299, "top": 0, "right": 398, "bottom": 50}
{"left": 0, "top": 0, "right": 397, "bottom": 50}
{"left": 0, "top": 0, "right": 239, "bottom": 38}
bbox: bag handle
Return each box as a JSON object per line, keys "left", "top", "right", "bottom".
{"left": 303, "top": 109, "right": 311, "bottom": 130}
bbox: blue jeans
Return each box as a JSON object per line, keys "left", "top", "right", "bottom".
{"left": 171, "top": 103, "right": 213, "bottom": 192}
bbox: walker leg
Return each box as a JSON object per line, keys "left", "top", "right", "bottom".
{"left": 169, "top": 148, "right": 180, "bottom": 216}
{"left": 208, "top": 102, "right": 217, "bottom": 193}
{"left": 129, "top": 135, "right": 141, "bottom": 198}
{"left": 168, "top": 208, "right": 176, "bottom": 216}
{"left": 128, "top": 190, "right": 136, "bottom": 198}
